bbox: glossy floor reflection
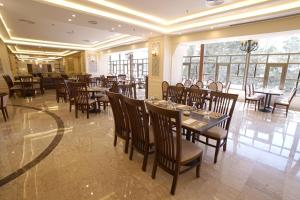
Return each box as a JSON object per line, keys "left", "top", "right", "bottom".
{"left": 0, "top": 91, "right": 300, "bottom": 200}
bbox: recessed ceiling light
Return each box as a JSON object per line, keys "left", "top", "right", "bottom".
{"left": 88, "top": 20, "right": 98, "bottom": 25}
{"left": 0, "top": 3, "right": 4, "bottom": 7}
{"left": 72, "top": 14, "right": 76, "bottom": 18}
{"left": 111, "top": 27, "right": 115, "bottom": 31}
{"left": 118, "top": 24, "right": 122, "bottom": 28}
{"left": 68, "top": 19, "right": 72, "bottom": 22}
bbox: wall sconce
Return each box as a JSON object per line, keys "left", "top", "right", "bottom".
{"left": 151, "top": 50, "right": 157, "bottom": 57}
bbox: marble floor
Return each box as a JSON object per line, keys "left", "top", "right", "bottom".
{"left": 0, "top": 91, "right": 300, "bottom": 200}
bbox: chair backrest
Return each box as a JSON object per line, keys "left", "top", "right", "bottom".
{"left": 67, "top": 81, "right": 81, "bottom": 100}
{"left": 187, "top": 88, "right": 208, "bottom": 109}
{"left": 109, "top": 82, "right": 119, "bottom": 93}
{"left": 176, "top": 83, "right": 184, "bottom": 88}
{"left": 207, "top": 79, "right": 214, "bottom": 85}
{"left": 250, "top": 84, "right": 255, "bottom": 95}
{"left": 244, "top": 84, "right": 251, "bottom": 97}
{"left": 216, "top": 82, "right": 223, "bottom": 92}
{"left": 118, "top": 74, "right": 126, "bottom": 81}
{"left": 0, "top": 93, "right": 9, "bottom": 108}
{"left": 162, "top": 81, "right": 169, "bottom": 100}
{"left": 124, "top": 97, "right": 150, "bottom": 153}
{"left": 20, "top": 76, "right": 34, "bottom": 88}
{"left": 74, "top": 82, "right": 89, "bottom": 105}
{"left": 209, "top": 91, "right": 238, "bottom": 131}
{"left": 119, "top": 83, "right": 137, "bottom": 99}
{"left": 145, "top": 102, "right": 182, "bottom": 171}
{"left": 184, "top": 79, "right": 192, "bottom": 87}
{"left": 224, "top": 81, "right": 231, "bottom": 93}
{"left": 195, "top": 80, "right": 204, "bottom": 88}
{"left": 208, "top": 82, "right": 218, "bottom": 91}
{"left": 107, "top": 92, "right": 129, "bottom": 139}
{"left": 190, "top": 84, "right": 199, "bottom": 90}
{"left": 167, "top": 85, "right": 185, "bottom": 104}
{"left": 288, "top": 88, "right": 297, "bottom": 103}
{"left": 3, "top": 75, "right": 13, "bottom": 88}
{"left": 55, "top": 78, "right": 66, "bottom": 93}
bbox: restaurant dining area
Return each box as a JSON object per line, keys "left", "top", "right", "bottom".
{"left": 1, "top": 0, "right": 300, "bottom": 199}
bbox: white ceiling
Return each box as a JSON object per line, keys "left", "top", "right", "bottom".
{"left": 0, "top": 0, "right": 299, "bottom": 60}
{"left": 108, "top": 0, "right": 238, "bottom": 19}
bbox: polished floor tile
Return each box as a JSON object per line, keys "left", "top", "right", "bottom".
{"left": 0, "top": 91, "right": 300, "bottom": 199}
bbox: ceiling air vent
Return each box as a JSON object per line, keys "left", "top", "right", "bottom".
{"left": 19, "top": 19, "right": 35, "bottom": 24}
{"left": 206, "top": 0, "right": 225, "bottom": 6}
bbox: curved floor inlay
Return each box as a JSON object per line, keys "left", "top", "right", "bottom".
{"left": 0, "top": 104, "right": 65, "bottom": 187}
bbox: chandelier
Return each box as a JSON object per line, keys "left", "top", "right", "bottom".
{"left": 240, "top": 40, "right": 258, "bottom": 53}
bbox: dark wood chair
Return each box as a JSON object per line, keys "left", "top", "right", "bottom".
{"left": 183, "top": 79, "right": 192, "bottom": 87}
{"left": 272, "top": 87, "right": 297, "bottom": 117}
{"left": 107, "top": 92, "right": 130, "bottom": 153}
{"left": 195, "top": 80, "right": 204, "bottom": 88}
{"left": 196, "top": 91, "right": 238, "bottom": 163}
{"left": 244, "top": 84, "right": 262, "bottom": 111}
{"left": 146, "top": 102, "right": 203, "bottom": 195}
{"left": 3, "top": 75, "right": 20, "bottom": 97}
{"left": 216, "top": 82, "right": 224, "bottom": 92}
{"left": 20, "top": 76, "right": 39, "bottom": 97}
{"left": 187, "top": 86, "right": 208, "bottom": 109}
{"left": 107, "top": 76, "right": 118, "bottom": 87}
{"left": 0, "top": 92, "right": 9, "bottom": 122}
{"left": 119, "top": 83, "right": 137, "bottom": 99}
{"left": 55, "top": 78, "right": 67, "bottom": 103}
{"left": 167, "top": 85, "right": 185, "bottom": 104}
{"left": 75, "top": 82, "right": 97, "bottom": 119}
{"left": 66, "top": 81, "right": 77, "bottom": 112}
{"left": 124, "top": 97, "right": 154, "bottom": 171}
{"left": 208, "top": 82, "right": 218, "bottom": 91}
{"left": 161, "top": 81, "right": 169, "bottom": 100}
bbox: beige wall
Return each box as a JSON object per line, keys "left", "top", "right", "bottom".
{"left": 60, "top": 52, "right": 85, "bottom": 75}
{"left": 0, "top": 39, "right": 13, "bottom": 92}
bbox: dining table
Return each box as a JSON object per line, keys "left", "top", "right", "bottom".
{"left": 254, "top": 88, "right": 284, "bottom": 112}
{"left": 146, "top": 99, "right": 229, "bottom": 140}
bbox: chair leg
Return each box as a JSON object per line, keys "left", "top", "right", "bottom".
{"left": 87, "top": 105, "right": 89, "bottom": 119}
{"left": 152, "top": 157, "right": 158, "bottom": 179}
{"left": 124, "top": 138, "right": 129, "bottom": 154}
{"left": 223, "top": 139, "right": 227, "bottom": 152}
{"left": 69, "top": 103, "right": 72, "bottom": 112}
{"left": 286, "top": 106, "right": 289, "bottom": 117}
{"left": 196, "top": 153, "right": 202, "bottom": 178}
{"left": 113, "top": 134, "right": 117, "bottom": 146}
{"left": 272, "top": 104, "right": 276, "bottom": 113}
{"left": 129, "top": 144, "right": 134, "bottom": 160}
{"left": 142, "top": 152, "right": 149, "bottom": 172}
{"left": 4, "top": 108, "right": 8, "bottom": 119}
{"left": 75, "top": 104, "right": 78, "bottom": 118}
{"left": 254, "top": 101, "right": 257, "bottom": 111}
{"left": 214, "top": 140, "right": 221, "bottom": 164}
{"left": 171, "top": 166, "right": 179, "bottom": 195}
{"left": 1, "top": 109, "right": 7, "bottom": 121}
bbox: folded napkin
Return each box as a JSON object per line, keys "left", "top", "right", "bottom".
{"left": 183, "top": 118, "right": 207, "bottom": 129}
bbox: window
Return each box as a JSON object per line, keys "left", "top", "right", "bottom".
{"left": 182, "top": 56, "right": 199, "bottom": 80}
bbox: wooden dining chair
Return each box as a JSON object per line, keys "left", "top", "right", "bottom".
{"left": 195, "top": 80, "right": 204, "bottom": 88}
{"left": 20, "top": 76, "right": 38, "bottom": 97}
{"left": 224, "top": 81, "right": 231, "bottom": 93}
{"left": 272, "top": 87, "right": 297, "bottom": 117}
{"left": 208, "top": 82, "right": 218, "bottom": 92}
{"left": 216, "top": 82, "right": 224, "bottom": 92}
{"left": 167, "top": 85, "right": 185, "bottom": 104}
{"left": 184, "top": 79, "right": 192, "bottom": 87}
{"left": 3, "top": 75, "right": 21, "bottom": 97}
{"left": 187, "top": 87, "right": 208, "bottom": 109}
{"left": 107, "top": 92, "right": 130, "bottom": 153}
{"left": 145, "top": 102, "right": 203, "bottom": 195}
{"left": 206, "top": 79, "right": 214, "bottom": 85}
{"left": 176, "top": 83, "right": 187, "bottom": 104}
{"left": 124, "top": 97, "right": 154, "bottom": 171}
{"left": 119, "top": 83, "right": 137, "bottom": 99}
{"left": 55, "top": 78, "right": 67, "bottom": 103}
{"left": 0, "top": 93, "right": 9, "bottom": 122}
{"left": 244, "top": 84, "right": 262, "bottom": 111}
{"left": 75, "top": 82, "right": 97, "bottom": 119}
{"left": 66, "top": 81, "right": 78, "bottom": 112}
{"left": 196, "top": 91, "right": 238, "bottom": 163}
{"left": 161, "top": 81, "right": 169, "bottom": 100}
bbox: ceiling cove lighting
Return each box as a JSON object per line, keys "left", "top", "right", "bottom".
{"left": 42, "top": 0, "right": 166, "bottom": 33}
{"left": 168, "top": 1, "right": 300, "bottom": 32}
{"left": 88, "top": 0, "right": 270, "bottom": 25}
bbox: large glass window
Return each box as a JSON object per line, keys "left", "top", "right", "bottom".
{"left": 108, "top": 48, "right": 148, "bottom": 79}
